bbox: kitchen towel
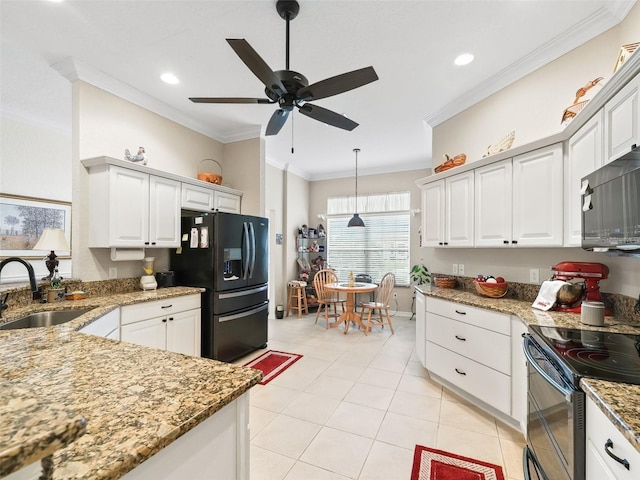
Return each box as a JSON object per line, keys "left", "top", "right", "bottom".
{"left": 532, "top": 280, "right": 568, "bottom": 311}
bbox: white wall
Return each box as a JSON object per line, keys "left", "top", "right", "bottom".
{"left": 428, "top": 4, "right": 640, "bottom": 298}
{"left": 310, "top": 168, "right": 429, "bottom": 312}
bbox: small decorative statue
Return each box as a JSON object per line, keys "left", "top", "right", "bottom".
{"left": 125, "top": 146, "right": 147, "bottom": 165}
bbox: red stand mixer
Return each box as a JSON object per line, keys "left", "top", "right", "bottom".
{"left": 550, "top": 261, "right": 609, "bottom": 314}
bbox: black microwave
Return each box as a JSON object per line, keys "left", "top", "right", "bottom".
{"left": 581, "top": 144, "right": 640, "bottom": 253}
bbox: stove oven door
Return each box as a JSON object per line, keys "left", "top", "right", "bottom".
{"left": 523, "top": 335, "right": 585, "bottom": 480}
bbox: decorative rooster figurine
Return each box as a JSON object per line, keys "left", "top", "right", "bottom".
{"left": 124, "top": 146, "right": 147, "bottom": 165}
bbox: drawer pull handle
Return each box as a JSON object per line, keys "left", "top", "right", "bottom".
{"left": 161, "top": 304, "right": 173, "bottom": 309}
{"left": 455, "top": 335, "right": 466, "bottom": 341}
{"left": 455, "top": 310, "right": 466, "bottom": 315}
{"left": 169, "top": 317, "right": 174, "bottom": 321}
{"left": 455, "top": 368, "right": 466, "bottom": 376}
{"left": 605, "top": 439, "right": 630, "bottom": 470}
{"left": 162, "top": 319, "right": 167, "bottom": 323}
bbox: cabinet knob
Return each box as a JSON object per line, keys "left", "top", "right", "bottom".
{"left": 151, "top": 242, "right": 156, "bottom": 245}
{"left": 144, "top": 242, "right": 150, "bottom": 245}
{"left": 503, "top": 240, "right": 509, "bottom": 244}
{"left": 162, "top": 319, "right": 167, "bottom": 323}
{"left": 512, "top": 240, "right": 518, "bottom": 244}
{"left": 438, "top": 242, "right": 443, "bottom": 245}
{"left": 169, "top": 317, "right": 174, "bottom": 321}
{"left": 444, "top": 242, "right": 449, "bottom": 246}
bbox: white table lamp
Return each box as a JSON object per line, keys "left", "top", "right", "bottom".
{"left": 33, "top": 228, "right": 70, "bottom": 280}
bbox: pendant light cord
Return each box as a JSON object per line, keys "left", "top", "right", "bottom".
{"left": 354, "top": 148, "right": 360, "bottom": 212}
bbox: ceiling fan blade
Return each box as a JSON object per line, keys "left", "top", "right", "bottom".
{"left": 265, "top": 109, "right": 290, "bottom": 136}
{"left": 297, "top": 66, "right": 379, "bottom": 101}
{"left": 298, "top": 104, "right": 359, "bottom": 131}
{"left": 189, "top": 97, "right": 274, "bottom": 104}
{"left": 227, "top": 39, "right": 287, "bottom": 95}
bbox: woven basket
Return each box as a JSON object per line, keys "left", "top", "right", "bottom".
{"left": 434, "top": 276, "right": 456, "bottom": 289}
{"left": 434, "top": 153, "right": 466, "bottom": 174}
{"left": 474, "top": 280, "right": 508, "bottom": 298}
{"left": 197, "top": 158, "right": 223, "bottom": 185}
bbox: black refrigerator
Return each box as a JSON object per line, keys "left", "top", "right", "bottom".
{"left": 170, "top": 211, "right": 269, "bottom": 362}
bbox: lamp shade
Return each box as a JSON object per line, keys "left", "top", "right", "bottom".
{"left": 348, "top": 213, "right": 365, "bottom": 227}
{"left": 33, "top": 228, "right": 70, "bottom": 252}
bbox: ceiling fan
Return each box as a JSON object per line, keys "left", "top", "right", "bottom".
{"left": 189, "top": 0, "right": 379, "bottom": 136}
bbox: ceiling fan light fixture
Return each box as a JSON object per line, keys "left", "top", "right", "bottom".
{"left": 161, "top": 72, "right": 180, "bottom": 85}
{"left": 454, "top": 53, "right": 474, "bottom": 66}
{"left": 348, "top": 148, "right": 365, "bottom": 228}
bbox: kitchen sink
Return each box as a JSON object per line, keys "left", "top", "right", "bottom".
{"left": 0, "top": 309, "right": 94, "bottom": 330}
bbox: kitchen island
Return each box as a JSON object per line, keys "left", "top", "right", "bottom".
{"left": 0, "top": 287, "right": 262, "bottom": 479}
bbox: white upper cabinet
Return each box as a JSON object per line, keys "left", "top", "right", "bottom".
{"left": 214, "top": 190, "right": 242, "bottom": 213}
{"left": 474, "top": 144, "right": 563, "bottom": 247}
{"left": 565, "top": 111, "right": 604, "bottom": 246}
{"left": 181, "top": 182, "right": 242, "bottom": 213}
{"left": 474, "top": 159, "right": 513, "bottom": 247}
{"left": 604, "top": 73, "right": 640, "bottom": 164}
{"left": 422, "top": 172, "right": 474, "bottom": 247}
{"left": 88, "top": 165, "right": 180, "bottom": 248}
{"left": 422, "top": 180, "right": 445, "bottom": 247}
{"left": 512, "top": 144, "right": 564, "bottom": 246}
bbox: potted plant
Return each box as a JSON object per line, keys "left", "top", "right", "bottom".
{"left": 410, "top": 263, "right": 431, "bottom": 291}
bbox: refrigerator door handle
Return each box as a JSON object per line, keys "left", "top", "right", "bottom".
{"left": 248, "top": 222, "right": 256, "bottom": 279}
{"left": 218, "top": 303, "right": 269, "bottom": 323}
{"left": 242, "top": 222, "right": 250, "bottom": 280}
{"left": 219, "top": 285, "right": 268, "bottom": 299}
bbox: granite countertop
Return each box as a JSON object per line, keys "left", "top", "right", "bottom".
{"left": 0, "top": 287, "right": 263, "bottom": 479}
{"left": 416, "top": 285, "right": 640, "bottom": 454}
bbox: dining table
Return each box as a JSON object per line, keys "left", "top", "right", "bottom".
{"left": 324, "top": 282, "right": 378, "bottom": 334}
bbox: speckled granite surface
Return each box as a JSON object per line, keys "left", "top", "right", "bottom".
{"left": 581, "top": 379, "right": 640, "bottom": 453}
{"left": 1, "top": 287, "right": 263, "bottom": 479}
{"left": 417, "top": 285, "right": 640, "bottom": 454}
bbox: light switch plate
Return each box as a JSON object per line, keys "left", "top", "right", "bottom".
{"left": 109, "top": 267, "right": 117, "bottom": 279}
{"left": 530, "top": 269, "right": 540, "bottom": 284}
{"left": 452, "top": 264, "right": 458, "bottom": 274}
{"left": 459, "top": 264, "right": 465, "bottom": 275}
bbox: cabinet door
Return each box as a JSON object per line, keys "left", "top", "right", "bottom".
{"left": 108, "top": 166, "right": 149, "bottom": 246}
{"left": 474, "top": 159, "right": 513, "bottom": 247}
{"left": 415, "top": 291, "right": 426, "bottom": 367}
{"left": 181, "top": 183, "right": 214, "bottom": 212}
{"left": 445, "top": 171, "right": 474, "bottom": 247}
{"left": 149, "top": 175, "right": 181, "bottom": 247}
{"left": 512, "top": 144, "right": 563, "bottom": 246}
{"left": 121, "top": 317, "right": 166, "bottom": 350}
{"left": 214, "top": 191, "right": 241, "bottom": 213}
{"left": 565, "top": 111, "right": 604, "bottom": 246}
{"left": 166, "top": 309, "right": 201, "bottom": 357}
{"left": 422, "top": 180, "right": 445, "bottom": 246}
{"left": 604, "top": 73, "right": 640, "bottom": 164}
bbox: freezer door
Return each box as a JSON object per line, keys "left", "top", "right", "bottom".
{"left": 202, "top": 301, "right": 269, "bottom": 362}
{"left": 213, "top": 284, "right": 268, "bottom": 315}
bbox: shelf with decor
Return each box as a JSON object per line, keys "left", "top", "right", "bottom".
{"left": 296, "top": 227, "right": 327, "bottom": 310}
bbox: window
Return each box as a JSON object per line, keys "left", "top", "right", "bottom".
{"left": 326, "top": 192, "right": 410, "bottom": 286}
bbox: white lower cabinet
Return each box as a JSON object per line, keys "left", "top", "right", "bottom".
{"left": 121, "top": 392, "right": 249, "bottom": 480}
{"left": 586, "top": 395, "right": 640, "bottom": 480}
{"left": 120, "top": 295, "right": 201, "bottom": 357}
{"left": 423, "top": 296, "right": 523, "bottom": 427}
{"left": 78, "top": 308, "right": 120, "bottom": 340}
{"left": 415, "top": 289, "right": 426, "bottom": 366}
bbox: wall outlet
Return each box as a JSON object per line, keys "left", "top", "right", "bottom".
{"left": 452, "top": 264, "right": 459, "bottom": 274}
{"left": 393, "top": 292, "right": 398, "bottom": 298}
{"left": 458, "top": 264, "right": 465, "bottom": 275}
{"left": 530, "top": 269, "right": 540, "bottom": 284}
{"left": 109, "top": 267, "right": 117, "bottom": 279}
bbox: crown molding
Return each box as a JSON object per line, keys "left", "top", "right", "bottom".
{"left": 51, "top": 57, "right": 261, "bottom": 144}
{"left": 425, "top": 3, "right": 632, "bottom": 128}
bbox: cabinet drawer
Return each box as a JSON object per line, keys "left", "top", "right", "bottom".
{"left": 426, "top": 297, "right": 510, "bottom": 335}
{"left": 586, "top": 397, "right": 640, "bottom": 480}
{"left": 121, "top": 295, "right": 200, "bottom": 325}
{"left": 426, "top": 341, "right": 510, "bottom": 414}
{"left": 426, "top": 313, "right": 510, "bottom": 374}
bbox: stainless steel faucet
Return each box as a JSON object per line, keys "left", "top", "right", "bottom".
{"left": 0, "top": 257, "right": 42, "bottom": 317}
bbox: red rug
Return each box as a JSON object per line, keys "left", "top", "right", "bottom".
{"left": 411, "top": 445, "right": 505, "bottom": 480}
{"left": 243, "top": 350, "right": 303, "bottom": 385}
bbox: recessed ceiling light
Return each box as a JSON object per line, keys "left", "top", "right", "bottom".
{"left": 161, "top": 73, "right": 180, "bottom": 85}
{"left": 454, "top": 53, "right": 474, "bottom": 66}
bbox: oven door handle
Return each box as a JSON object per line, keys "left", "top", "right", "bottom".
{"left": 523, "top": 334, "right": 575, "bottom": 402}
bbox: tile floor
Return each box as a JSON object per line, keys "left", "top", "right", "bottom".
{"left": 235, "top": 311, "right": 526, "bottom": 480}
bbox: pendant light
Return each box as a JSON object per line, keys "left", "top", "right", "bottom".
{"left": 348, "top": 148, "right": 365, "bottom": 227}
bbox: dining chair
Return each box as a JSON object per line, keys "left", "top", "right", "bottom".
{"left": 360, "top": 272, "right": 395, "bottom": 335}
{"left": 313, "top": 269, "right": 345, "bottom": 328}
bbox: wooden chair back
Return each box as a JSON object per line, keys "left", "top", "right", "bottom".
{"left": 313, "top": 269, "right": 339, "bottom": 301}
{"left": 375, "top": 273, "right": 396, "bottom": 307}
